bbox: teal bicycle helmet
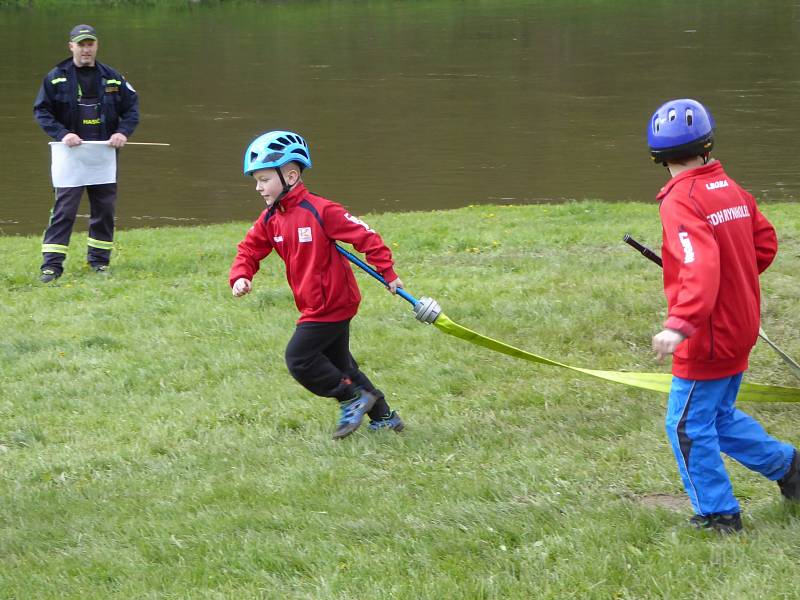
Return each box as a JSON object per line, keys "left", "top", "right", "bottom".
{"left": 243, "top": 130, "right": 312, "bottom": 175}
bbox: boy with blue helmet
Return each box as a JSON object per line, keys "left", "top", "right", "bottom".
{"left": 647, "top": 99, "right": 799, "bottom": 532}
{"left": 230, "top": 130, "right": 405, "bottom": 439}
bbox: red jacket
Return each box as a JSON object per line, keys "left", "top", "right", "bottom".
{"left": 229, "top": 183, "right": 398, "bottom": 323}
{"left": 657, "top": 161, "right": 777, "bottom": 379}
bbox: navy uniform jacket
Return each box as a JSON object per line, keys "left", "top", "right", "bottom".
{"left": 33, "top": 58, "right": 139, "bottom": 141}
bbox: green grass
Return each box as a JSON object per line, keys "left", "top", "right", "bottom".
{"left": 1, "top": 201, "right": 799, "bottom": 599}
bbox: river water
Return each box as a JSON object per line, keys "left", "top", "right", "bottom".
{"left": 1, "top": 1, "right": 798, "bottom": 236}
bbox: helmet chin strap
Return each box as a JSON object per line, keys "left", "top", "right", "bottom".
{"left": 273, "top": 167, "right": 293, "bottom": 209}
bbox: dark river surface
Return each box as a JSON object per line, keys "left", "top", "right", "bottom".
{"left": 1, "top": 1, "right": 799, "bottom": 236}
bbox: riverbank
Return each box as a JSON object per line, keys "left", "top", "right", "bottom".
{"left": 1, "top": 0, "right": 209, "bottom": 6}
{"left": 1, "top": 201, "right": 799, "bottom": 598}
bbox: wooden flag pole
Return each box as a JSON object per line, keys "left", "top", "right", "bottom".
{"left": 48, "top": 141, "right": 170, "bottom": 146}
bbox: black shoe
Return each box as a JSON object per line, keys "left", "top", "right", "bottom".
{"left": 689, "top": 512, "right": 742, "bottom": 533}
{"left": 92, "top": 265, "right": 111, "bottom": 276}
{"left": 778, "top": 450, "right": 800, "bottom": 501}
{"left": 39, "top": 268, "right": 61, "bottom": 283}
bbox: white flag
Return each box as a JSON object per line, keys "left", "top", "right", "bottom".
{"left": 50, "top": 141, "right": 117, "bottom": 188}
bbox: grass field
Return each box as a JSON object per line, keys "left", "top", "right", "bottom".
{"left": 1, "top": 201, "right": 799, "bottom": 599}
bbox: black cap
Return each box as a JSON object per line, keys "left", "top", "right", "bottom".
{"left": 69, "top": 24, "right": 98, "bottom": 43}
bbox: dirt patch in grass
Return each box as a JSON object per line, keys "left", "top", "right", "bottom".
{"left": 637, "top": 493, "right": 691, "bottom": 512}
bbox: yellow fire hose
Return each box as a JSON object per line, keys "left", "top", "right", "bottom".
{"left": 336, "top": 244, "right": 800, "bottom": 403}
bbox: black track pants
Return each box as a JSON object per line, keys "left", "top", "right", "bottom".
{"left": 285, "top": 319, "right": 391, "bottom": 419}
{"left": 41, "top": 183, "right": 116, "bottom": 273}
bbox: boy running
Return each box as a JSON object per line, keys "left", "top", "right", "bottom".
{"left": 230, "top": 131, "right": 405, "bottom": 439}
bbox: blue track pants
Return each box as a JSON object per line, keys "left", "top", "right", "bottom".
{"left": 666, "top": 373, "right": 794, "bottom": 515}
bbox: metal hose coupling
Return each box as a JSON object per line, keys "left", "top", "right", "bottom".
{"left": 413, "top": 296, "right": 442, "bottom": 324}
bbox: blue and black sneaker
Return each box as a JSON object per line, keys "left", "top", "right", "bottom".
{"left": 368, "top": 411, "right": 405, "bottom": 432}
{"left": 689, "top": 512, "right": 742, "bottom": 534}
{"left": 332, "top": 389, "right": 377, "bottom": 440}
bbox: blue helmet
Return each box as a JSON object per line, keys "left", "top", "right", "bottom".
{"left": 647, "top": 99, "right": 714, "bottom": 164}
{"left": 243, "top": 130, "right": 312, "bottom": 175}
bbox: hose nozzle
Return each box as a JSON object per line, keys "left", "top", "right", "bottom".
{"left": 413, "top": 296, "right": 442, "bottom": 324}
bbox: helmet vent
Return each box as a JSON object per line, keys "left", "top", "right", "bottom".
{"left": 295, "top": 148, "right": 309, "bottom": 159}
{"left": 276, "top": 136, "right": 291, "bottom": 145}
{"left": 668, "top": 108, "right": 677, "bottom": 122}
{"left": 265, "top": 152, "right": 284, "bottom": 162}
{"left": 268, "top": 142, "right": 285, "bottom": 151}
{"left": 686, "top": 108, "right": 694, "bottom": 127}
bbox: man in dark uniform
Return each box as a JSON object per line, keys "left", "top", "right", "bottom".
{"left": 33, "top": 24, "right": 139, "bottom": 282}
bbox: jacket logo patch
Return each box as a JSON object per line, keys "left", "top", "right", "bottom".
{"left": 344, "top": 212, "right": 374, "bottom": 232}
{"left": 705, "top": 179, "right": 729, "bottom": 191}
{"left": 273, "top": 235, "right": 283, "bottom": 243}
{"left": 298, "top": 227, "right": 312, "bottom": 243}
{"left": 678, "top": 231, "right": 695, "bottom": 264}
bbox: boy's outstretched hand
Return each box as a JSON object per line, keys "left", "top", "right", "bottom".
{"left": 386, "top": 277, "right": 404, "bottom": 294}
{"left": 653, "top": 328, "right": 686, "bottom": 361}
{"left": 232, "top": 278, "right": 252, "bottom": 297}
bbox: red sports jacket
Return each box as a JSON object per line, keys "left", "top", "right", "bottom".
{"left": 657, "top": 161, "right": 777, "bottom": 379}
{"left": 229, "top": 183, "right": 398, "bottom": 323}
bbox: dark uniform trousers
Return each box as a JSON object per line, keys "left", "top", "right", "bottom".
{"left": 284, "top": 320, "right": 391, "bottom": 420}
{"left": 41, "top": 183, "right": 116, "bottom": 273}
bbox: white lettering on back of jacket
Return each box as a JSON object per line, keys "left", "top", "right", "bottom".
{"left": 705, "top": 203, "right": 751, "bottom": 227}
